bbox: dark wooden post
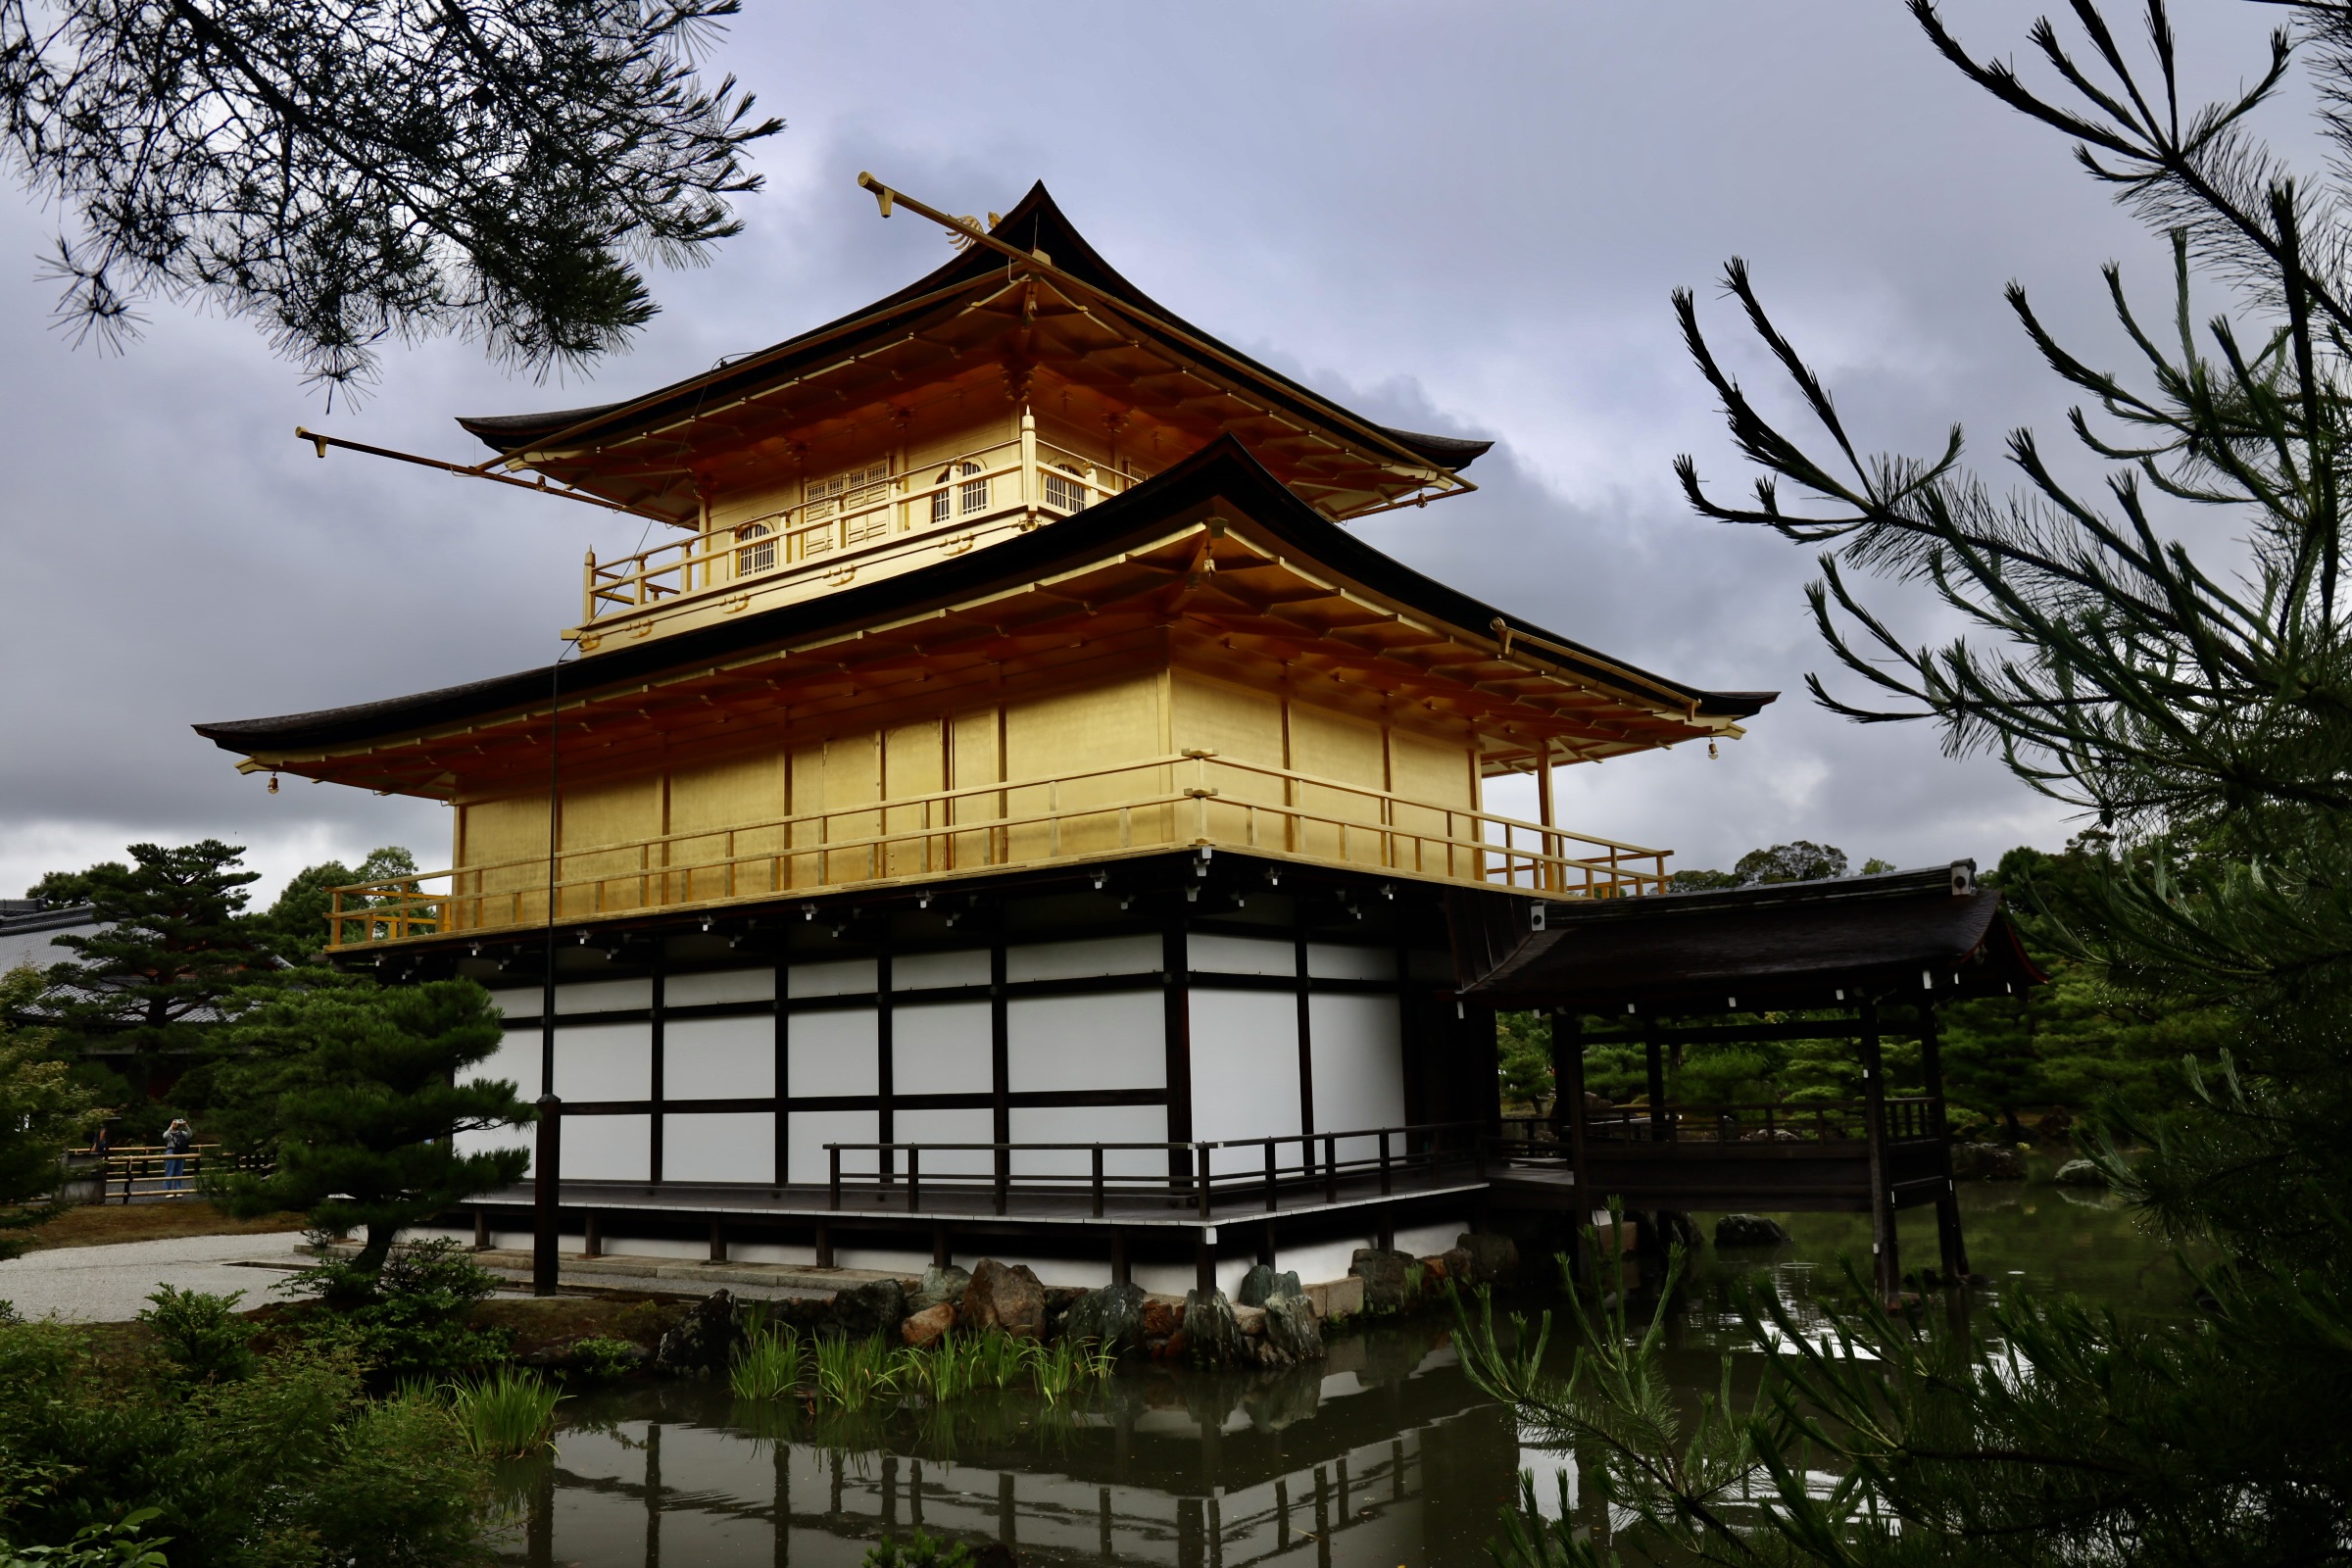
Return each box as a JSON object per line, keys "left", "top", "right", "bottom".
{"left": 1921, "top": 1001, "right": 1970, "bottom": 1280}
{"left": 1556, "top": 1008, "right": 1592, "bottom": 1277}
{"left": 533, "top": 1094, "right": 562, "bottom": 1297}
{"left": 1196, "top": 1228, "right": 1217, "bottom": 1299}
{"left": 1641, "top": 1009, "right": 1668, "bottom": 1141}
{"left": 1858, "top": 1003, "right": 1899, "bottom": 1301}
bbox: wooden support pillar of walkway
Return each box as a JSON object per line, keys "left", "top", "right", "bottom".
{"left": 1921, "top": 1001, "right": 1970, "bottom": 1280}
{"left": 1857, "top": 1002, "right": 1899, "bottom": 1302}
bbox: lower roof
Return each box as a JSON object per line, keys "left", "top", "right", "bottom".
{"left": 1449, "top": 865, "right": 2043, "bottom": 1012}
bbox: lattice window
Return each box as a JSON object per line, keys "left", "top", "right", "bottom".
{"left": 735, "top": 520, "right": 777, "bottom": 576}
{"left": 934, "top": 459, "right": 986, "bottom": 522}
{"left": 1044, "top": 466, "right": 1088, "bottom": 514}
{"left": 806, "top": 459, "right": 893, "bottom": 515}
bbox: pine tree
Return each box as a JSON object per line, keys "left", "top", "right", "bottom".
{"left": 207, "top": 975, "right": 532, "bottom": 1279}
{"left": 0, "top": 965, "right": 100, "bottom": 1260}
{"left": 0, "top": 0, "right": 780, "bottom": 393}
{"left": 1460, "top": 3, "right": 2352, "bottom": 1562}
{"left": 37, "top": 841, "right": 276, "bottom": 1101}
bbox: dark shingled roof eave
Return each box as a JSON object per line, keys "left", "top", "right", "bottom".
{"left": 1447, "top": 867, "right": 2046, "bottom": 1010}
{"left": 193, "top": 435, "right": 1770, "bottom": 754}
{"left": 454, "top": 182, "right": 1494, "bottom": 475}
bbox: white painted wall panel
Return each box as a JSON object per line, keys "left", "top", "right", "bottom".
{"left": 895, "top": 949, "right": 990, "bottom": 990}
{"left": 891, "top": 1002, "right": 992, "bottom": 1094}
{"left": 1007, "top": 1104, "right": 1168, "bottom": 1177}
{"left": 555, "top": 977, "right": 653, "bottom": 1014}
{"left": 465, "top": 1027, "right": 542, "bottom": 1098}
{"left": 454, "top": 1121, "right": 534, "bottom": 1175}
{"left": 552, "top": 1022, "right": 651, "bottom": 1102}
{"left": 1309, "top": 994, "right": 1405, "bottom": 1160}
{"left": 665, "top": 968, "right": 774, "bottom": 1006}
{"left": 787, "top": 1008, "right": 878, "bottom": 1096}
{"left": 1006, "top": 993, "right": 1163, "bottom": 1092}
{"left": 787, "top": 1110, "right": 877, "bottom": 1184}
{"left": 664, "top": 1014, "right": 775, "bottom": 1100}
{"left": 661, "top": 1112, "right": 774, "bottom": 1183}
{"left": 892, "top": 1106, "right": 995, "bottom": 1176}
{"left": 1187, "top": 990, "right": 1299, "bottom": 1144}
{"left": 1306, "top": 943, "right": 1396, "bottom": 981}
{"left": 1005, "top": 934, "right": 1161, "bottom": 982}
{"left": 789, "top": 957, "right": 877, "bottom": 998}
{"left": 1188, "top": 932, "right": 1297, "bottom": 977}
{"left": 487, "top": 989, "right": 540, "bottom": 1018}
{"left": 562, "top": 1113, "right": 651, "bottom": 1181}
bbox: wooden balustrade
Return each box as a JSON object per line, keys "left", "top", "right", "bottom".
{"left": 820, "top": 1120, "right": 1488, "bottom": 1218}
{"left": 579, "top": 432, "right": 1134, "bottom": 626}
{"left": 1497, "top": 1097, "right": 1943, "bottom": 1151}
{"left": 324, "top": 752, "right": 1671, "bottom": 949}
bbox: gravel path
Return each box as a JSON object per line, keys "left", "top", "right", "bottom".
{"left": 0, "top": 1232, "right": 311, "bottom": 1322}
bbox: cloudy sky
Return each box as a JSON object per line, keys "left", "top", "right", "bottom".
{"left": 0, "top": 2, "right": 2302, "bottom": 906}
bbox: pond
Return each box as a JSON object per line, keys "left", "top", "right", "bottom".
{"left": 501, "top": 1179, "right": 2195, "bottom": 1568}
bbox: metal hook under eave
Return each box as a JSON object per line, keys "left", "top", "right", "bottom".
{"left": 857, "top": 172, "right": 893, "bottom": 217}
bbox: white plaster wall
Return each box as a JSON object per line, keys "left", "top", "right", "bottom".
{"left": 786, "top": 1008, "right": 877, "bottom": 1095}
{"left": 1306, "top": 943, "right": 1396, "bottom": 981}
{"left": 1006, "top": 992, "right": 1163, "bottom": 1091}
{"left": 453, "top": 1119, "right": 534, "bottom": 1175}
{"left": 1005, "top": 933, "right": 1161, "bottom": 982}
{"left": 556, "top": 977, "right": 654, "bottom": 1013}
{"left": 661, "top": 1111, "right": 773, "bottom": 1183}
{"left": 1006, "top": 1103, "right": 1167, "bottom": 1178}
{"left": 1309, "top": 993, "right": 1406, "bottom": 1159}
{"left": 553, "top": 1022, "right": 652, "bottom": 1102}
{"left": 1187, "top": 990, "right": 1300, "bottom": 1145}
{"left": 789, "top": 957, "right": 877, "bottom": 998}
{"left": 466, "top": 1027, "right": 542, "bottom": 1099}
{"left": 786, "top": 1109, "right": 878, "bottom": 1184}
{"left": 487, "top": 988, "right": 539, "bottom": 1018}
{"left": 895, "top": 949, "right": 990, "bottom": 990}
{"left": 891, "top": 1105, "right": 995, "bottom": 1175}
{"left": 891, "top": 1001, "right": 992, "bottom": 1093}
{"left": 1188, "top": 932, "right": 1296, "bottom": 976}
{"left": 664, "top": 1014, "right": 775, "bottom": 1100}
{"left": 562, "top": 1113, "right": 651, "bottom": 1180}
{"left": 665, "top": 968, "right": 773, "bottom": 1006}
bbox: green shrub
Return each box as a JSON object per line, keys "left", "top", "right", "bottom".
{"left": 0, "top": 1317, "right": 493, "bottom": 1567}
{"left": 286, "top": 1239, "right": 507, "bottom": 1382}
{"left": 863, "top": 1531, "right": 974, "bottom": 1568}
{"left": 567, "top": 1337, "right": 641, "bottom": 1382}
{"left": 0, "top": 1508, "right": 170, "bottom": 1568}
{"left": 138, "top": 1287, "right": 255, "bottom": 1384}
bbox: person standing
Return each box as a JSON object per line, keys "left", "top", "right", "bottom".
{"left": 162, "top": 1118, "right": 192, "bottom": 1195}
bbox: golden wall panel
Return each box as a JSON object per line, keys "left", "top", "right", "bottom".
{"left": 947, "top": 709, "right": 1004, "bottom": 872}
{"left": 1171, "top": 673, "right": 1288, "bottom": 851}
{"left": 1287, "top": 704, "right": 1387, "bottom": 864}
{"left": 457, "top": 795, "right": 550, "bottom": 929}
{"left": 559, "top": 775, "right": 662, "bottom": 915}
{"left": 1389, "top": 728, "right": 1477, "bottom": 881}
{"left": 668, "top": 752, "right": 787, "bottom": 906}
{"left": 884, "top": 720, "right": 947, "bottom": 877}
{"left": 1004, "top": 675, "right": 1166, "bottom": 860}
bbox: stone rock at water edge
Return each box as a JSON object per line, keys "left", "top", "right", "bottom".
{"left": 1182, "top": 1289, "right": 1245, "bottom": 1365}
{"left": 2053, "top": 1157, "right": 2110, "bottom": 1188}
{"left": 1237, "top": 1263, "right": 1300, "bottom": 1307}
{"left": 1262, "top": 1292, "right": 1323, "bottom": 1362}
{"left": 1453, "top": 1232, "right": 1519, "bottom": 1285}
{"left": 1061, "top": 1283, "right": 1146, "bottom": 1353}
{"left": 960, "top": 1257, "right": 1047, "bottom": 1339}
{"left": 901, "top": 1301, "right": 956, "bottom": 1348}
{"left": 1713, "top": 1214, "right": 1791, "bottom": 1248}
{"left": 830, "top": 1277, "right": 907, "bottom": 1340}
{"left": 908, "top": 1264, "right": 970, "bottom": 1313}
{"left": 656, "top": 1289, "right": 741, "bottom": 1374}
{"left": 1348, "top": 1249, "right": 1422, "bottom": 1311}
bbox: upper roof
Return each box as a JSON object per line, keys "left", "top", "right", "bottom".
{"left": 454, "top": 182, "right": 1494, "bottom": 525}
{"left": 194, "top": 437, "right": 1773, "bottom": 790}
{"left": 1448, "top": 864, "right": 2044, "bottom": 1010}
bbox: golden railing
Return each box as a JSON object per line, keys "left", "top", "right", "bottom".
{"left": 325, "top": 752, "right": 1671, "bottom": 949}
{"left": 580, "top": 428, "right": 1135, "bottom": 626}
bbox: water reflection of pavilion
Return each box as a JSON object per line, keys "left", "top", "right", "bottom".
{"left": 512, "top": 1330, "right": 1519, "bottom": 1568}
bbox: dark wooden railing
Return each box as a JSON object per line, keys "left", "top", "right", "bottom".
{"left": 824, "top": 1121, "right": 1488, "bottom": 1217}
{"left": 1496, "top": 1097, "right": 1943, "bottom": 1151}
{"left": 93, "top": 1144, "right": 268, "bottom": 1203}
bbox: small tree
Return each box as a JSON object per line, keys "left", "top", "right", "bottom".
{"left": 209, "top": 975, "right": 532, "bottom": 1279}
{"left": 260, "top": 847, "right": 420, "bottom": 963}
{"left": 37, "top": 841, "right": 276, "bottom": 1103}
{"left": 0, "top": 965, "right": 100, "bottom": 1258}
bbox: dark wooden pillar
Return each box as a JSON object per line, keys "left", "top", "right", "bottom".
{"left": 533, "top": 1094, "right": 562, "bottom": 1296}
{"left": 1164, "top": 916, "right": 1195, "bottom": 1191}
{"left": 1553, "top": 1008, "right": 1592, "bottom": 1278}
{"left": 1858, "top": 1002, "right": 1899, "bottom": 1301}
{"left": 1921, "top": 1001, "right": 1969, "bottom": 1280}
{"left": 1641, "top": 1009, "right": 1668, "bottom": 1142}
